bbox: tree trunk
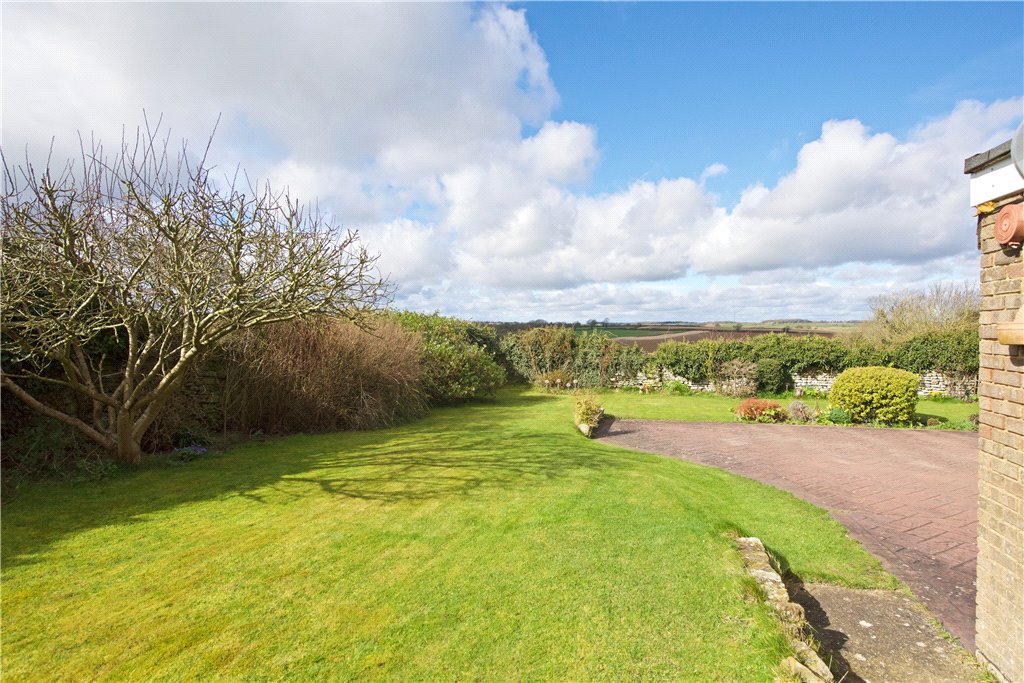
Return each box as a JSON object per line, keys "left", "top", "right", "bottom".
{"left": 115, "top": 410, "right": 142, "bottom": 465}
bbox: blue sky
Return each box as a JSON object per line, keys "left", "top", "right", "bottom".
{"left": 525, "top": 2, "right": 1021, "bottom": 200}
{"left": 4, "top": 2, "right": 1023, "bottom": 322}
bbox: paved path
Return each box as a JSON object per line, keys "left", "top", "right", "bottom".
{"left": 596, "top": 419, "right": 979, "bottom": 651}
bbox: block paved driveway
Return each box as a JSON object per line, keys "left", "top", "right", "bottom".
{"left": 595, "top": 419, "right": 979, "bottom": 650}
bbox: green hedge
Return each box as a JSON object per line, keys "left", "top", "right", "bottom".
{"left": 889, "top": 328, "right": 979, "bottom": 375}
{"left": 499, "top": 328, "right": 647, "bottom": 387}
{"left": 391, "top": 312, "right": 506, "bottom": 402}
{"left": 502, "top": 329, "right": 978, "bottom": 391}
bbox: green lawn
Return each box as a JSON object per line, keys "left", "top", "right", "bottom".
{"left": 2, "top": 389, "right": 897, "bottom": 681}
{"left": 600, "top": 389, "right": 978, "bottom": 428}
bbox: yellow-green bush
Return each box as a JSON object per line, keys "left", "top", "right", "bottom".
{"left": 829, "top": 366, "right": 919, "bottom": 424}
{"left": 574, "top": 391, "right": 603, "bottom": 430}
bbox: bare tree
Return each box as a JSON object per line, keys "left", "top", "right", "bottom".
{"left": 859, "top": 281, "right": 979, "bottom": 343}
{"left": 1, "top": 126, "right": 389, "bottom": 463}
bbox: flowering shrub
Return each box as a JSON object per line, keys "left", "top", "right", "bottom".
{"left": 735, "top": 398, "right": 788, "bottom": 423}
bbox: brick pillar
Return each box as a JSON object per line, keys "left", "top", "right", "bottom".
{"left": 975, "top": 191, "right": 1024, "bottom": 683}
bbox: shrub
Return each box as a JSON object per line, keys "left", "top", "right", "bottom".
{"left": 654, "top": 339, "right": 716, "bottom": 384}
{"left": 500, "top": 326, "right": 576, "bottom": 380}
{"left": 787, "top": 400, "right": 816, "bottom": 424}
{"left": 574, "top": 391, "right": 604, "bottom": 430}
{"left": 756, "top": 358, "right": 791, "bottom": 394}
{"left": 223, "top": 317, "right": 427, "bottom": 434}
{"left": 664, "top": 380, "right": 692, "bottom": 396}
{"left": 889, "top": 328, "right": 979, "bottom": 376}
{"left": 829, "top": 366, "right": 920, "bottom": 424}
{"left": 797, "top": 387, "right": 828, "bottom": 400}
{"left": 735, "top": 398, "right": 788, "bottom": 423}
{"left": 817, "top": 405, "right": 853, "bottom": 425}
{"left": 858, "top": 282, "right": 978, "bottom": 344}
{"left": 500, "top": 327, "right": 648, "bottom": 388}
{"left": 715, "top": 359, "right": 758, "bottom": 398}
{"left": 1, "top": 411, "right": 114, "bottom": 487}
{"left": 609, "top": 343, "right": 649, "bottom": 384}
{"left": 571, "top": 332, "right": 614, "bottom": 387}
{"left": 169, "top": 426, "right": 212, "bottom": 449}
{"left": 933, "top": 419, "right": 978, "bottom": 432}
{"left": 392, "top": 312, "right": 506, "bottom": 402}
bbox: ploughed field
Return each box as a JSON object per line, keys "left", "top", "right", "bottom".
{"left": 611, "top": 326, "right": 837, "bottom": 352}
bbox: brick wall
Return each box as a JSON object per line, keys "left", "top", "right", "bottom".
{"left": 975, "top": 192, "right": 1024, "bottom": 683}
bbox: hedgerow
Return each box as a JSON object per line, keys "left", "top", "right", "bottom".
{"left": 889, "top": 328, "right": 979, "bottom": 375}
{"left": 499, "top": 328, "right": 647, "bottom": 387}
{"left": 391, "top": 312, "right": 506, "bottom": 402}
{"left": 502, "top": 329, "right": 979, "bottom": 391}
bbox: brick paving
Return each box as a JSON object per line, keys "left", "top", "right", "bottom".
{"left": 596, "top": 419, "right": 979, "bottom": 650}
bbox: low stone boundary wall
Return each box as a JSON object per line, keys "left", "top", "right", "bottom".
{"left": 614, "top": 368, "right": 977, "bottom": 399}
{"left": 736, "top": 537, "right": 834, "bottom": 682}
{"left": 793, "top": 370, "right": 977, "bottom": 399}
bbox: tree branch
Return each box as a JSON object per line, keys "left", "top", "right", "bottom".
{"left": 1, "top": 374, "right": 112, "bottom": 449}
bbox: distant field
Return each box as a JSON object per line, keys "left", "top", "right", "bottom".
{"left": 613, "top": 326, "right": 841, "bottom": 353}
{"left": 572, "top": 323, "right": 857, "bottom": 349}
{"left": 753, "top": 322, "right": 859, "bottom": 332}
{"left": 576, "top": 327, "right": 670, "bottom": 338}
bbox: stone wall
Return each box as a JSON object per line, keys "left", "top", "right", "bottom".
{"left": 793, "top": 372, "right": 837, "bottom": 394}
{"left": 974, "top": 192, "right": 1024, "bottom": 683}
{"left": 616, "top": 368, "right": 977, "bottom": 398}
{"left": 613, "top": 370, "right": 713, "bottom": 393}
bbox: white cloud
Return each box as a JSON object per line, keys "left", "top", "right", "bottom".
{"left": 700, "top": 163, "right": 729, "bottom": 182}
{"left": 3, "top": 3, "right": 1019, "bottom": 322}
{"left": 357, "top": 219, "right": 454, "bottom": 291}
{"left": 689, "top": 99, "right": 1021, "bottom": 274}
{"left": 3, "top": 3, "right": 555, "bottom": 193}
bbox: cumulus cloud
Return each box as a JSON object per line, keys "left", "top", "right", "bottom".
{"left": 3, "top": 2, "right": 1019, "bottom": 321}
{"left": 689, "top": 99, "right": 1021, "bottom": 274}
{"left": 428, "top": 98, "right": 1018, "bottom": 296}
{"left": 3, "top": 3, "right": 556, "bottom": 220}
{"left": 358, "top": 219, "right": 454, "bottom": 291}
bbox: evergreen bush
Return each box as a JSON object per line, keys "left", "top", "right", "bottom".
{"left": 392, "top": 312, "right": 506, "bottom": 402}
{"left": 755, "top": 358, "right": 791, "bottom": 394}
{"left": 829, "top": 366, "right": 920, "bottom": 424}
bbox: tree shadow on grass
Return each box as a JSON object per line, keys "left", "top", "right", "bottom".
{"left": 240, "top": 430, "right": 623, "bottom": 505}
{"left": 3, "top": 389, "right": 622, "bottom": 568}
